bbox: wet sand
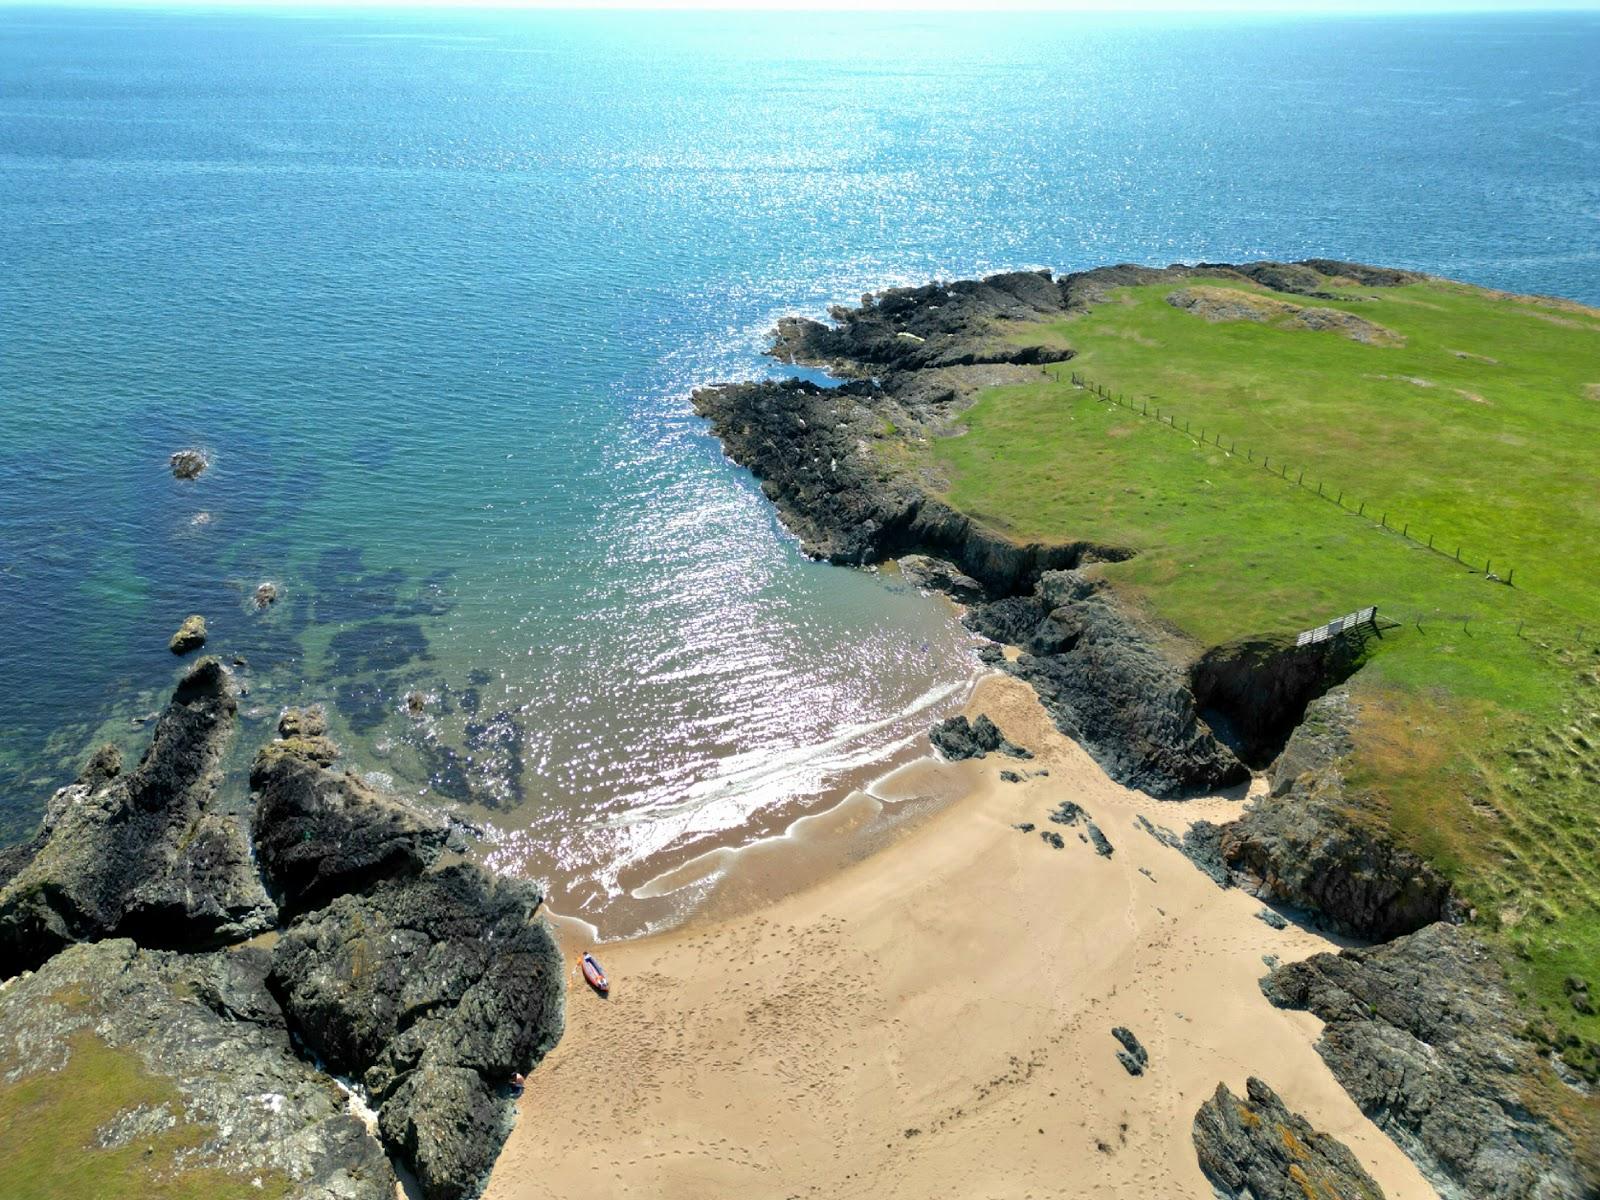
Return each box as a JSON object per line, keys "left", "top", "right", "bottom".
{"left": 486, "top": 674, "right": 1438, "bottom": 1200}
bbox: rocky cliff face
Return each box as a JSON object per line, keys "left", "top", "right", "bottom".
{"left": 1192, "top": 1076, "right": 1387, "bottom": 1200}
{"left": 0, "top": 663, "right": 566, "bottom": 1200}
{"left": 1263, "top": 923, "right": 1588, "bottom": 1200}
{"left": 0, "top": 938, "right": 398, "bottom": 1200}
{"left": 0, "top": 657, "right": 276, "bottom": 975}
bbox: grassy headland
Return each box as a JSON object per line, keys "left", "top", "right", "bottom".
{"left": 928, "top": 272, "right": 1600, "bottom": 1070}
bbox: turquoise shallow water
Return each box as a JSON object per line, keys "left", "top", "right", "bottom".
{"left": 2, "top": 8, "right": 1597, "bottom": 931}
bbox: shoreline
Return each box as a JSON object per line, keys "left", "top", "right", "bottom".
{"left": 486, "top": 674, "right": 1437, "bottom": 1199}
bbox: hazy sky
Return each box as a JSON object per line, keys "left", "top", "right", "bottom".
{"left": 9, "top": 0, "right": 1598, "bottom": 10}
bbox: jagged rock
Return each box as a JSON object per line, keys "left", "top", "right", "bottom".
{"left": 251, "top": 725, "right": 448, "bottom": 917}
{"left": 254, "top": 581, "right": 280, "bottom": 609}
{"left": 1268, "top": 689, "right": 1358, "bottom": 796}
{"left": 0, "top": 938, "right": 396, "bottom": 1199}
{"left": 1263, "top": 923, "right": 1588, "bottom": 1199}
{"left": 1085, "top": 821, "right": 1114, "bottom": 858}
{"left": 1007, "top": 571, "right": 1245, "bottom": 797}
{"left": 1138, "top": 814, "right": 1234, "bottom": 888}
{"left": 899, "top": 554, "right": 986, "bottom": 603}
{"left": 1256, "top": 908, "right": 1289, "bottom": 930}
{"left": 1217, "top": 765, "right": 1459, "bottom": 941}
{"left": 1112, "top": 1027, "right": 1148, "bottom": 1075}
{"left": 1050, "top": 800, "right": 1085, "bottom": 826}
{"left": 1040, "top": 830, "right": 1064, "bottom": 850}
{"left": 169, "top": 448, "right": 208, "bottom": 479}
{"left": 929, "top": 713, "right": 1029, "bottom": 761}
{"left": 405, "top": 690, "right": 427, "bottom": 716}
{"left": 1193, "top": 1076, "right": 1386, "bottom": 1200}
{"left": 1013, "top": 822, "right": 1035, "bottom": 833}
{"left": 169, "top": 613, "right": 208, "bottom": 654}
{"left": 269, "top": 864, "right": 564, "bottom": 1200}
{"left": 965, "top": 594, "right": 1049, "bottom": 645}
{"left": 1000, "top": 769, "right": 1023, "bottom": 783}
{"left": 0, "top": 658, "right": 275, "bottom": 974}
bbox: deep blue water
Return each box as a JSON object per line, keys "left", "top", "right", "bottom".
{"left": 2, "top": 7, "right": 1596, "bottom": 930}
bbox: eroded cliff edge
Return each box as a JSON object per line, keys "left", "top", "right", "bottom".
{"left": 692, "top": 260, "right": 1595, "bottom": 1199}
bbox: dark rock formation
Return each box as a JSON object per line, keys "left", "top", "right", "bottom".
{"left": 0, "top": 938, "right": 396, "bottom": 1198}
{"left": 1207, "top": 795, "right": 1456, "bottom": 941}
{"left": 1004, "top": 571, "right": 1245, "bottom": 797}
{"left": 1137, "top": 814, "right": 1233, "bottom": 888}
{"left": 929, "top": 713, "right": 1029, "bottom": 761}
{"left": 169, "top": 448, "right": 208, "bottom": 479}
{"left": 1085, "top": 821, "right": 1114, "bottom": 858}
{"left": 999, "top": 769, "right": 1023, "bottom": 783}
{"left": 1193, "top": 1076, "right": 1386, "bottom": 1200}
{"left": 1112, "top": 1027, "right": 1148, "bottom": 1076}
{"left": 1255, "top": 908, "right": 1288, "bottom": 930}
{"left": 270, "top": 865, "right": 564, "bottom": 1200}
{"left": 0, "top": 658, "right": 275, "bottom": 975}
{"left": 899, "top": 554, "right": 986, "bottom": 603}
{"left": 1040, "top": 830, "right": 1064, "bottom": 850}
{"left": 170, "top": 613, "right": 208, "bottom": 654}
{"left": 251, "top": 715, "right": 449, "bottom": 917}
{"left": 1263, "top": 923, "right": 1589, "bottom": 1200}
{"left": 1190, "top": 635, "right": 1369, "bottom": 767}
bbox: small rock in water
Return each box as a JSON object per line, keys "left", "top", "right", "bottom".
{"left": 1000, "top": 769, "right": 1023, "bottom": 783}
{"left": 1255, "top": 908, "right": 1288, "bottom": 930}
{"left": 170, "top": 448, "right": 208, "bottom": 479}
{"left": 1040, "top": 830, "right": 1065, "bottom": 850}
{"left": 232, "top": 655, "right": 249, "bottom": 668}
{"left": 405, "top": 690, "right": 427, "bottom": 716}
{"left": 169, "top": 614, "right": 208, "bottom": 655}
{"left": 1111, "top": 1027, "right": 1148, "bottom": 1076}
{"left": 253, "top": 581, "right": 279, "bottom": 610}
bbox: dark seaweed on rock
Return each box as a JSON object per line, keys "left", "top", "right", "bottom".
{"left": 251, "top": 709, "right": 449, "bottom": 917}
{"left": 1263, "top": 923, "right": 1589, "bottom": 1200}
{"left": 1193, "top": 1076, "right": 1386, "bottom": 1200}
{"left": 0, "top": 658, "right": 276, "bottom": 975}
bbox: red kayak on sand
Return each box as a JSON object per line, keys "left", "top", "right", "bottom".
{"left": 581, "top": 952, "right": 609, "bottom": 994}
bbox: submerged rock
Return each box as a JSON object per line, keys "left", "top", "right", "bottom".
{"left": 169, "top": 613, "right": 208, "bottom": 655}
{"left": 169, "top": 448, "right": 208, "bottom": 479}
{"left": 1193, "top": 1076, "right": 1386, "bottom": 1200}
{"left": 0, "top": 938, "right": 396, "bottom": 1199}
{"left": 270, "top": 864, "right": 564, "bottom": 1200}
{"left": 254, "top": 581, "right": 280, "bottom": 609}
{"left": 1263, "top": 923, "right": 1589, "bottom": 1199}
{"left": 0, "top": 658, "right": 275, "bottom": 974}
{"left": 251, "top": 721, "right": 448, "bottom": 917}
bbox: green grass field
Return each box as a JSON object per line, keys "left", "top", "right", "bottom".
{"left": 928, "top": 271, "right": 1600, "bottom": 1074}
{"left": 0, "top": 1022, "right": 291, "bottom": 1200}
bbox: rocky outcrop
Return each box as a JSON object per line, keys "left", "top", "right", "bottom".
{"left": 169, "top": 613, "right": 208, "bottom": 654}
{"left": 899, "top": 554, "right": 985, "bottom": 603}
{"left": 1263, "top": 923, "right": 1589, "bottom": 1200}
{"left": 0, "top": 938, "right": 396, "bottom": 1198}
{"left": 169, "top": 448, "right": 208, "bottom": 479}
{"left": 1198, "top": 691, "right": 1461, "bottom": 940}
{"left": 269, "top": 865, "right": 565, "bottom": 1200}
{"left": 252, "top": 710, "right": 448, "bottom": 917}
{"left": 1193, "top": 1076, "right": 1386, "bottom": 1200}
{"left": 1112, "top": 1027, "right": 1148, "bottom": 1076}
{"left": 1001, "top": 572, "right": 1245, "bottom": 797}
{"left": 0, "top": 658, "right": 275, "bottom": 975}
{"left": 1191, "top": 638, "right": 1369, "bottom": 767}
{"left": 929, "top": 713, "right": 1030, "bottom": 761}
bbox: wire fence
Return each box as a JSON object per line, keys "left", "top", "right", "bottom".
{"left": 1049, "top": 366, "right": 1521, "bottom": 588}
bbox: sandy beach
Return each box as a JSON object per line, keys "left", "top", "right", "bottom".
{"left": 486, "top": 674, "right": 1438, "bottom": 1200}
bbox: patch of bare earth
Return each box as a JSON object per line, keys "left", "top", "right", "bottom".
{"left": 1165, "top": 286, "right": 1404, "bottom": 346}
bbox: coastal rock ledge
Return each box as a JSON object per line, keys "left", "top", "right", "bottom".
{"left": 0, "top": 664, "right": 566, "bottom": 1200}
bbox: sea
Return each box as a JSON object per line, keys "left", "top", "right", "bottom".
{"left": 2, "top": 6, "right": 1596, "bottom": 935}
